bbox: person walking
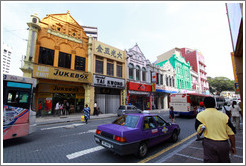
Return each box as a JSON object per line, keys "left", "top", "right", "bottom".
{"left": 195, "top": 97, "right": 236, "bottom": 163}
{"left": 169, "top": 106, "right": 176, "bottom": 123}
{"left": 197, "top": 101, "right": 205, "bottom": 114}
{"left": 222, "top": 102, "right": 232, "bottom": 120}
{"left": 231, "top": 101, "right": 242, "bottom": 132}
{"left": 83, "top": 104, "right": 91, "bottom": 124}
{"left": 37, "top": 101, "right": 42, "bottom": 117}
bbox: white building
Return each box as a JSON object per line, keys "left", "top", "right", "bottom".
{"left": 2, "top": 43, "right": 12, "bottom": 74}
{"left": 81, "top": 25, "right": 98, "bottom": 40}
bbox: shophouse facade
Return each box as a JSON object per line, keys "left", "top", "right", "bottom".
{"left": 126, "top": 44, "right": 152, "bottom": 110}
{"left": 154, "top": 61, "right": 177, "bottom": 109}
{"left": 20, "top": 11, "right": 93, "bottom": 115}
{"left": 180, "top": 48, "right": 209, "bottom": 94}
{"left": 88, "top": 38, "right": 127, "bottom": 114}
{"left": 157, "top": 52, "right": 192, "bottom": 93}
{"left": 226, "top": 3, "right": 243, "bottom": 111}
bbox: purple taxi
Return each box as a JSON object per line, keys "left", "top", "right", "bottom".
{"left": 94, "top": 112, "right": 180, "bottom": 158}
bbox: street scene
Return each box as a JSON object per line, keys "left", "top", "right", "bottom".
{"left": 2, "top": 1, "right": 244, "bottom": 165}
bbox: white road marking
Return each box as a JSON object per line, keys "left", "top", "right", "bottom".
{"left": 176, "top": 153, "right": 203, "bottom": 161}
{"left": 60, "top": 129, "right": 97, "bottom": 137}
{"left": 66, "top": 146, "right": 104, "bottom": 160}
{"left": 41, "top": 123, "right": 84, "bottom": 131}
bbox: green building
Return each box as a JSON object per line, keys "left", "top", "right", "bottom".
{"left": 157, "top": 53, "right": 192, "bottom": 91}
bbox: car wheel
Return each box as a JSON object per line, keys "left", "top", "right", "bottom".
{"left": 170, "top": 130, "right": 179, "bottom": 142}
{"left": 135, "top": 142, "right": 148, "bottom": 158}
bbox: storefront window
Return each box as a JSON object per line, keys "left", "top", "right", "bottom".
{"left": 107, "top": 60, "right": 114, "bottom": 76}
{"left": 117, "top": 62, "right": 122, "bottom": 77}
{"left": 38, "top": 47, "right": 54, "bottom": 66}
{"left": 58, "top": 51, "right": 71, "bottom": 69}
{"left": 142, "top": 67, "right": 146, "bottom": 82}
{"left": 75, "top": 56, "right": 86, "bottom": 71}
{"left": 136, "top": 65, "right": 140, "bottom": 81}
{"left": 129, "top": 63, "right": 134, "bottom": 79}
{"left": 96, "top": 56, "right": 103, "bottom": 74}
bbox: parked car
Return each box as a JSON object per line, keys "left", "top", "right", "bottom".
{"left": 94, "top": 112, "right": 180, "bottom": 158}
{"left": 116, "top": 105, "right": 142, "bottom": 116}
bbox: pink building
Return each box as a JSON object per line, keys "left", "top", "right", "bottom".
{"left": 180, "top": 48, "right": 209, "bottom": 94}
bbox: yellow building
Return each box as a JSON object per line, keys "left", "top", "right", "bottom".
{"left": 88, "top": 38, "right": 127, "bottom": 114}
{"left": 21, "top": 11, "right": 93, "bottom": 115}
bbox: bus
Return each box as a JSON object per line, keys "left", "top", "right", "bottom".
{"left": 169, "top": 93, "right": 211, "bottom": 117}
{"left": 3, "top": 74, "right": 37, "bottom": 140}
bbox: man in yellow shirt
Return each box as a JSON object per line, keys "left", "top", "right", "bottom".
{"left": 195, "top": 97, "right": 236, "bottom": 163}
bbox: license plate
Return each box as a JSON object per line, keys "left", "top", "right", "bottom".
{"left": 102, "top": 141, "right": 113, "bottom": 148}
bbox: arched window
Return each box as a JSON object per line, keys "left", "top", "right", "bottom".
{"left": 142, "top": 67, "right": 146, "bottom": 82}
{"left": 129, "top": 63, "right": 134, "bottom": 79}
{"left": 136, "top": 65, "right": 140, "bottom": 81}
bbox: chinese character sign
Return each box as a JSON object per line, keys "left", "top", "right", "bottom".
{"left": 94, "top": 40, "right": 125, "bottom": 61}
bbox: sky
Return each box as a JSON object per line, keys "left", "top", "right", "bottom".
{"left": 1, "top": 1, "right": 238, "bottom": 80}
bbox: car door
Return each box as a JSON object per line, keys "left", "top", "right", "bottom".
{"left": 154, "top": 115, "right": 173, "bottom": 141}
{"left": 142, "top": 116, "right": 160, "bottom": 147}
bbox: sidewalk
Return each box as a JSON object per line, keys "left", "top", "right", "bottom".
{"left": 160, "top": 124, "right": 244, "bottom": 163}
{"left": 36, "top": 109, "right": 168, "bottom": 125}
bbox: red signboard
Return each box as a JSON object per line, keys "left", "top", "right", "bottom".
{"left": 128, "top": 82, "right": 151, "bottom": 92}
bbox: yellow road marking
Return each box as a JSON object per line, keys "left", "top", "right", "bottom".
{"left": 138, "top": 132, "right": 197, "bottom": 163}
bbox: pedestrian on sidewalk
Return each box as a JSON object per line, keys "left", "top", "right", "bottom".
{"left": 59, "top": 102, "right": 64, "bottom": 116}
{"left": 195, "top": 97, "right": 236, "bottom": 163}
{"left": 169, "top": 106, "right": 176, "bottom": 123}
{"left": 55, "top": 101, "right": 60, "bottom": 116}
{"left": 231, "top": 101, "right": 242, "bottom": 132}
{"left": 83, "top": 104, "right": 91, "bottom": 124}
{"left": 37, "top": 101, "right": 42, "bottom": 117}
{"left": 94, "top": 101, "right": 98, "bottom": 116}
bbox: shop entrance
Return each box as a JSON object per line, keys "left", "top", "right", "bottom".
{"left": 52, "top": 93, "right": 77, "bottom": 114}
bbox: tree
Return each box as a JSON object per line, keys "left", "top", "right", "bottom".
{"left": 207, "top": 76, "right": 235, "bottom": 95}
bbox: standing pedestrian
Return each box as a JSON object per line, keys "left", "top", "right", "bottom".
{"left": 83, "top": 104, "right": 91, "bottom": 124}
{"left": 94, "top": 101, "right": 98, "bottom": 116}
{"left": 231, "top": 101, "right": 242, "bottom": 131}
{"left": 65, "top": 100, "right": 70, "bottom": 115}
{"left": 197, "top": 101, "right": 205, "bottom": 114}
{"left": 59, "top": 101, "right": 64, "bottom": 116}
{"left": 37, "top": 101, "right": 42, "bottom": 117}
{"left": 55, "top": 101, "right": 60, "bottom": 116}
{"left": 169, "top": 106, "right": 176, "bottom": 123}
{"left": 195, "top": 97, "right": 236, "bottom": 163}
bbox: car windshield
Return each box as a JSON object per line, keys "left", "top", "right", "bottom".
{"left": 112, "top": 115, "right": 140, "bottom": 128}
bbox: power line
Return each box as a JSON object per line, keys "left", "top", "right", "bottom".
{"left": 4, "top": 28, "right": 28, "bottom": 41}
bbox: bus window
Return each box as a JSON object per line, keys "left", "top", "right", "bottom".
{"left": 7, "top": 90, "right": 19, "bottom": 103}
{"left": 19, "top": 92, "right": 29, "bottom": 103}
